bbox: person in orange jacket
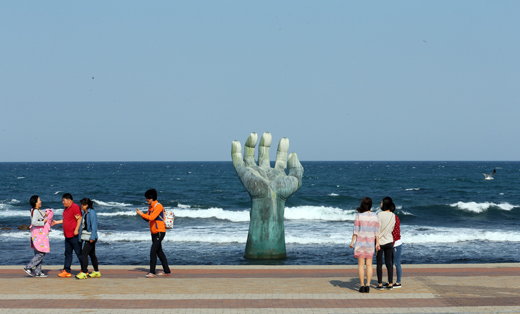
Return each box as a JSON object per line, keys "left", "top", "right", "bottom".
{"left": 136, "top": 189, "right": 171, "bottom": 278}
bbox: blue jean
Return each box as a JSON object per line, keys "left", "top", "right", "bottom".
{"left": 393, "top": 244, "right": 402, "bottom": 283}
{"left": 64, "top": 236, "right": 82, "bottom": 272}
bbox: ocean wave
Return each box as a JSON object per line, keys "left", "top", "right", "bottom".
{"left": 328, "top": 193, "right": 339, "bottom": 196}
{"left": 0, "top": 208, "right": 63, "bottom": 218}
{"left": 405, "top": 188, "right": 422, "bottom": 191}
{"left": 3, "top": 226, "right": 520, "bottom": 245}
{"left": 0, "top": 199, "right": 20, "bottom": 205}
{"left": 285, "top": 206, "right": 357, "bottom": 221}
{"left": 404, "top": 228, "right": 520, "bottom": 244}
{"left": 174, "top": 207, "right": 249, "bottom": 222}
{"left": 450, "top": 201, "right": 517, "bottom": 213}
{"left": 93, "top": 200, "right": 132, "bottom": 207}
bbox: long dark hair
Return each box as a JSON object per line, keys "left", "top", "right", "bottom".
{"left": 381, "top": 196, "right": 396, "bottom": 212}
{"left": 80, "top": 198, "right": 94, "bottom": 209}
{"left": 29, "top": 195, "right": 39, "bottom": 208}
{"left": 357, "top": 197, "right": 372, "bottom": 213}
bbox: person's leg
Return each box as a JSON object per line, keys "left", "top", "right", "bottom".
{"left": 357, "top": 258, "right": 366, "bottom": 286}
{"left": 81, "top": 241, "right": 92, "bottom": 273}
{"left": 89, "top": 240, "right": 99, "bottom": 272}
{"left": 376, "top": 248, "right": 384, "bottom": 286}
{"left": 149, "top": 233, "right": 160, "bottom": 274}
{"left": 394, "top": 245, "right": 402, "bottom": 284}
{"left": 156, "top": 232, "right": 170, "bottom": 274}
{"left": 366, "top": 256, "right": 373, "bottom": 287}
{"left": 384, "top": 244, "right": 393, "bottom": 285}
{"left": 64, "top": 238, "right": 73, "bottom": 272}
{"left": 27, "top": 250, "right": 45, "bottom": 275}
{"left": 71, "top": 236, "right": 83, "bottom": 266}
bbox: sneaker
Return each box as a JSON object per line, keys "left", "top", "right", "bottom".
{"left": 386, "top": 285, "right": 394, "bottom": 290}
{"left": 58, "top": 270, "right": 72, "bottom": 278}
{"left": 23, "top": 267, "right": 34, "bottom": 277}
{"left": 75, "top": 272, "right": 88, "bottom": 280}
{"left": 393, "top": 283, "right": 402, "bottom": 288}
{"left": 89, "top": 271, "right": 101, "bottom": 278}
{"left": 34, "top": 273, "right": 48, "bottom": 278}
{"left": 376, "top": 285, "right": 384, "bottom": 290}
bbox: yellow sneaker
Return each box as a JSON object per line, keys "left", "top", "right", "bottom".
{"left": 75, "top": 272, "right": 88, "bottom": 280}
{"left": 58, "top": 270, "right": 71, "bottom": 278}
{"left": 89, "top": 271, "right": 101, "bottom": 278}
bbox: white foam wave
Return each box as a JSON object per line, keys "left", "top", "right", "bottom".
{"left": 97, "top": 211, "right": 136, "bottom": 217}
{"left": 404, "top": 227, "right": 520, "bottom": 244}
{"left": 0, "top": 210, "right": 29, "bottom": 218}
{"left": 405, "top": 188, "right": 421, "bottom": 191}
{"left": 177, "top": 204, "right": 191, "bottom": 209}
{"left": 174, "top": 208, "right": 249, "bottom": 222}
{"left": 3, "top": 225, "right": 520, "bottom": 244}
{"left": 450, "top": 202, "right": 517, "bottom": 213}
{"left": 1, "top": 199, "right": 21, "bottom": 205}
{"left": 285, "top": 206, "right": 357, "bottom": 221}
{"left": 0, "top": 208, "right": 63, "bottom": 218}
{"left": 93, "top": 200, "right": 132, "bottom": 207}
{"left": 17, "top": 177, "right": 25, "bottom": 179}
{"left": 169, "top": 206, "right": 358, "bottom": 222}
{"left": 328, "top": 193, "right": 339, "bottom": 196}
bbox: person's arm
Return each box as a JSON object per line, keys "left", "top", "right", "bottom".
{"left": 349, "top": 234, "right": 357, "bottom": 248}
{"left": 375, "top": 219, "right": 380, "bottom": 251}
{"left": 350, "top": 213, "right": 360, "bottom": 248}
{"left": 90, "top": 211, "right": 98, "bottom": 242}
{"left": 139, "top": 204, "right": 162, "bottom": 221}
{"left": 73, "top": 208, "right": 82, "bottom": 236}
{"left": 51, "top": 219, "right": 63, "bottom": 226}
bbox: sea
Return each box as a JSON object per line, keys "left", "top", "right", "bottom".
{"left": 1, "top": 161, "right": 519, "bottom": 266}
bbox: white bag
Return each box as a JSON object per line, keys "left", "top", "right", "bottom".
{"left": 164, "top": 210, "right": 175, "bottom": 229}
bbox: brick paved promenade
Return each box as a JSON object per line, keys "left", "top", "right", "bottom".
{"left": 1, "top": 264, "right": 520, "bottom": 313}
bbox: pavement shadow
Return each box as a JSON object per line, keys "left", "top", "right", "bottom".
{"left": 330, "top": 278, "right": 381, "bottom": 292}
{"left": 330, "top": 278, "right": 360, "bottom": 292}
{"left": 128, "top": 267, "right": 149, "bottom": 273}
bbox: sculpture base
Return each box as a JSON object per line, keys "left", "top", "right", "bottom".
{"left": 244, "top": 252, "right": 287, "bottom": 259}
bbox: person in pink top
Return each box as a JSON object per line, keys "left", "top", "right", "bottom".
{"left": 24, "top": 195, "right": 53, "bottom": 278}
{"left": 350, "top": 197, "right": 380, "bottom": 293}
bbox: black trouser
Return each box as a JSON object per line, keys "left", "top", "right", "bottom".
{"left": 377, "top": 242, "right": 394, "bottom": 284}
{"left": 150, "top": 232, "right": 170, "bottom": 274}
{"left": 64, "top": 236, "right": 82, "bottom": 273}
{"left": 81, "top": 239, "right": 99, "bottom": 273}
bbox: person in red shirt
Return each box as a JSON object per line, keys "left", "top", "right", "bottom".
{"left": 136, "top": 188, "right": 171, "bottom": 278}
{"left": 51, "top": 193, "right": 82, "bottom": 277}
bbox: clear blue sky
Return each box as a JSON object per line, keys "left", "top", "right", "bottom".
{"left": 1, "top": 1, "right": 518, "bottom": 162}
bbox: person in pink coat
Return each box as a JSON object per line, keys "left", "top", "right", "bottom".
{"left": 24, "top": 195, "right": 53, "bottom": 278}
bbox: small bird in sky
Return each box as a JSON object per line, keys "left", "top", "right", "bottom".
{"left": 481, "top": 169, "right": 496, "bottom": 180}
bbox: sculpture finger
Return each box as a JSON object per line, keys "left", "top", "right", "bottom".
{"left": 258, "top": 132, "right": 272, "bottom": 168}
{"left": 244, "top": 133, "right": 258, "bottom": 167}
{"left": 274, "top": 137, "right": 289, "bottom": 171}
{"left": 231, "top": 141, "right": 245, "bottom": 171}
{"left": 288, "top": 152, "right": 304, "bottom": 185}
